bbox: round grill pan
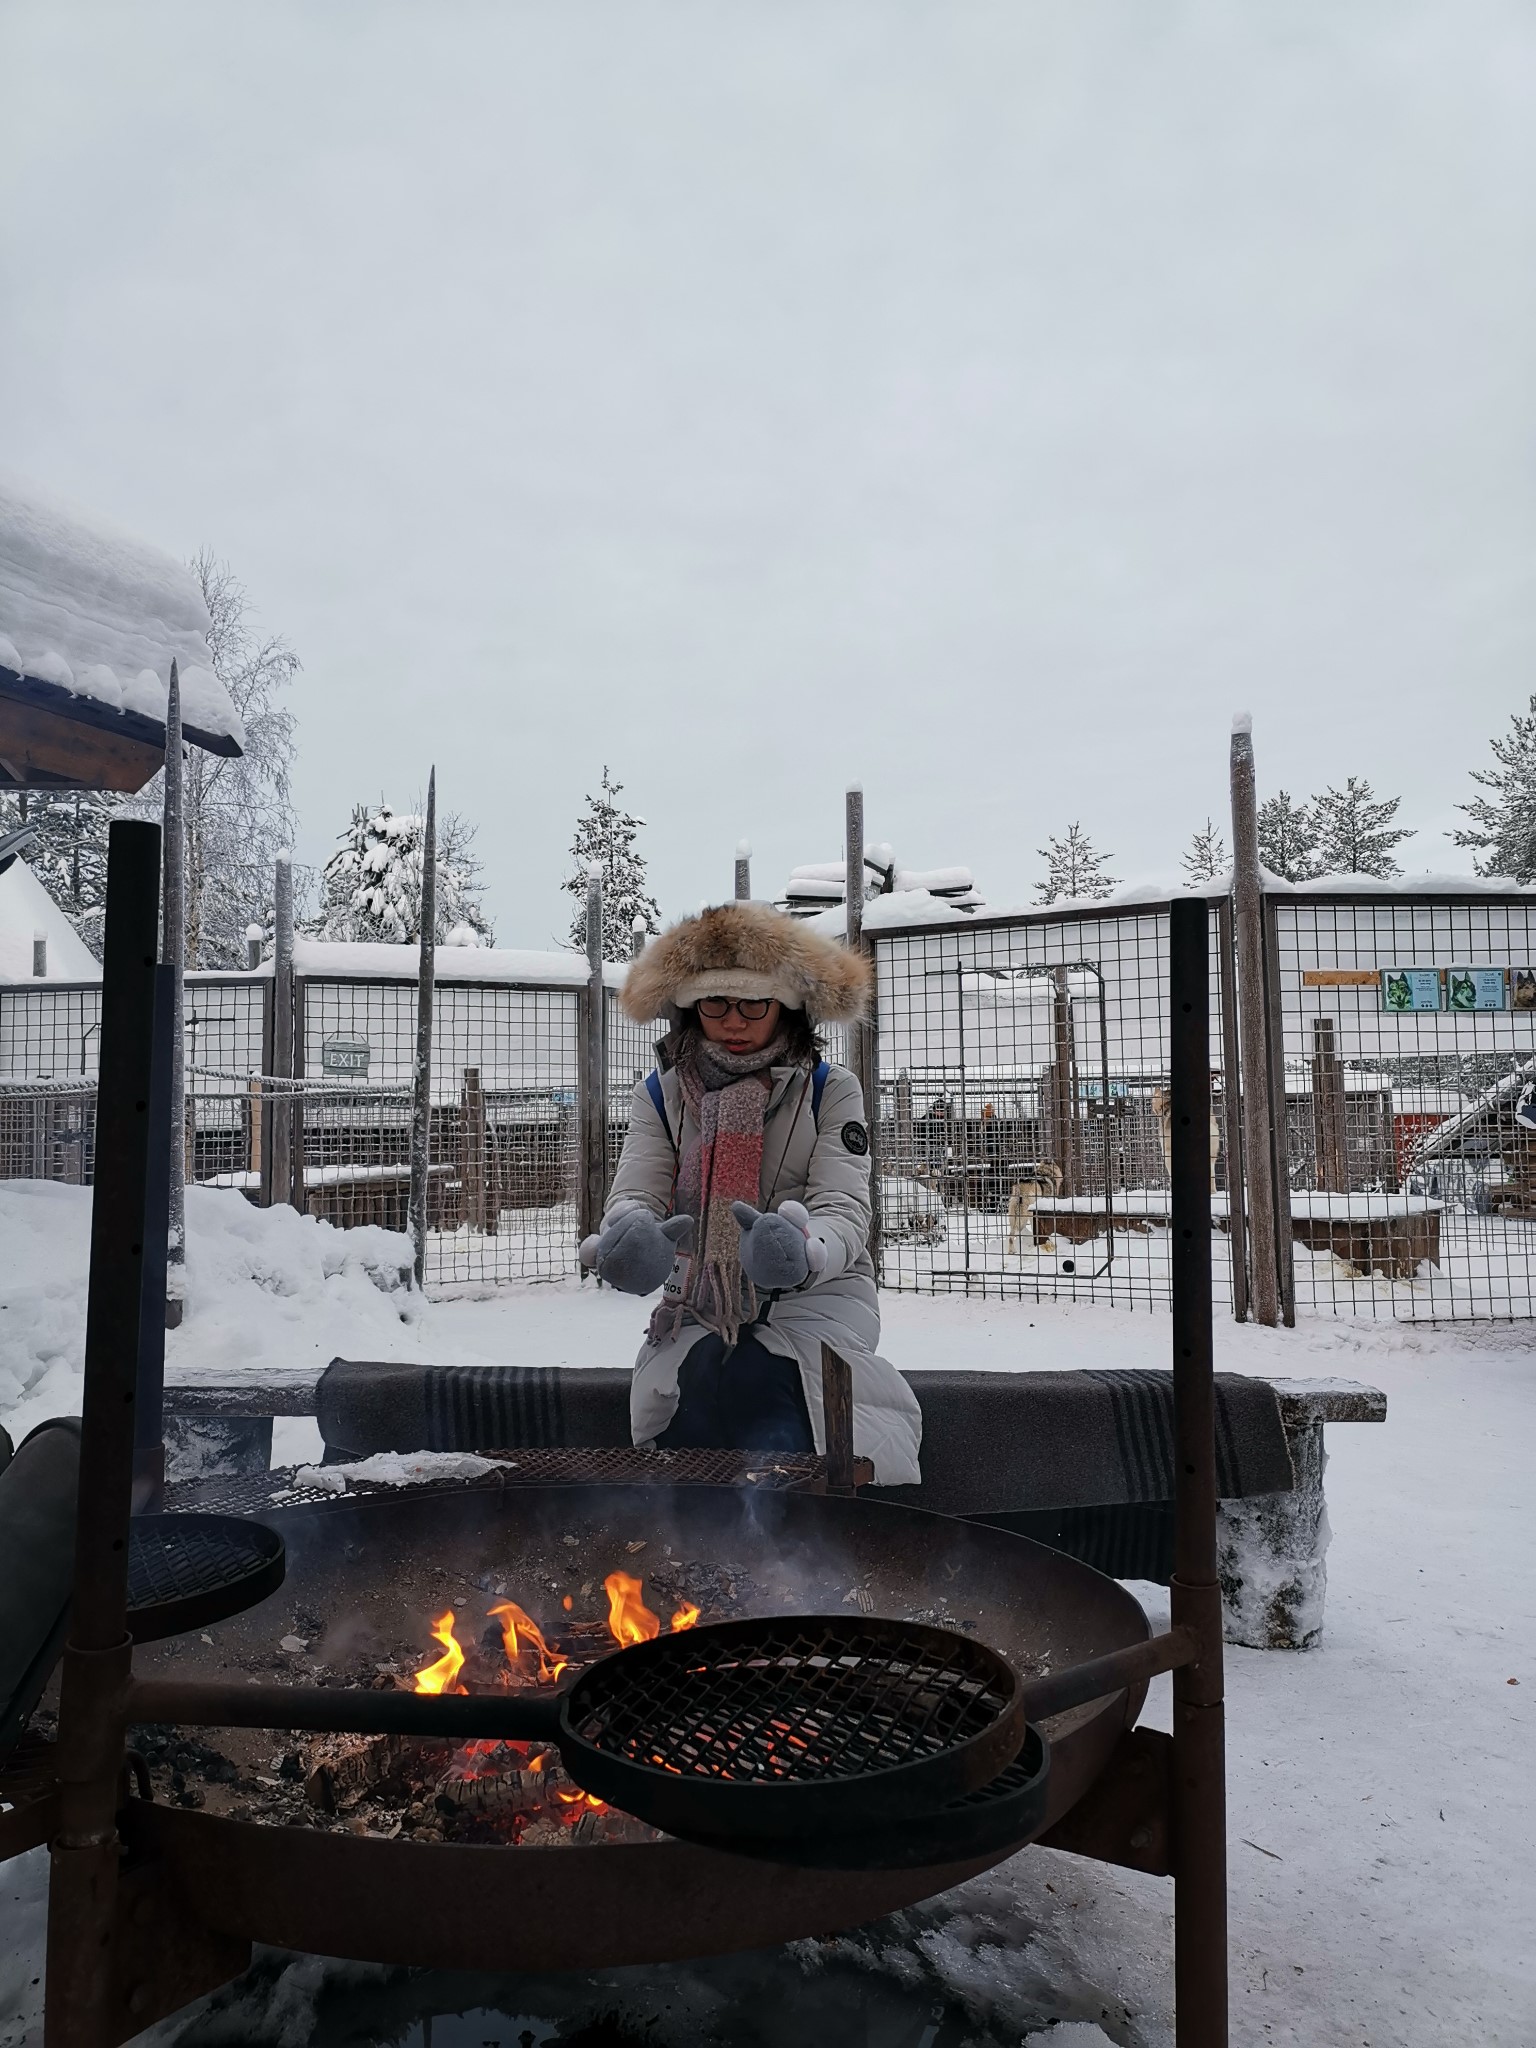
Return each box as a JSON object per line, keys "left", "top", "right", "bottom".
{"left": 127, "top": 1514, "right": 285, "bottom": 1644}
{"left": 665, "top": 1724, "right": 1051, "bottom": 1870}
{"left": 534, "top": 1612, "right": 1024, "bottom": 1838}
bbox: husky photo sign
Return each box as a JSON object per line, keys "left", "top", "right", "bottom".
{"left": 1380, "top": 967, "right": 1443, "bottom": 1013}
{"left": 1446, "top": 968, "right": 1509, "bottom": 1012}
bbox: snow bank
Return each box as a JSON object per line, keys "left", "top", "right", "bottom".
{"left": 0, "top": 470, "right": 242, "bottom": 747}
{"left": 0, "top": 1181, "right": 426, "bottom": 1446}
{"left": 292, "top": 938, "right": 628, "bottom": 987}
{"left": 0, "top": 858, "right": 100, "bottom": 983}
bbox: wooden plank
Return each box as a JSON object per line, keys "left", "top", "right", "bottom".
{"left": 0, "top": 693, "right": 166, "bottom": 791}
{"left": 1301, "top": 970, "right": 1378, "bottom": 988}
{"left": 820, "top": 1342, "right": 855, "bottom": 1495}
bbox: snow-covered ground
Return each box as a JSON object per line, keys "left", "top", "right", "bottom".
{"left": 1, "top": 1186, "right": 1532, "bottom": 2045}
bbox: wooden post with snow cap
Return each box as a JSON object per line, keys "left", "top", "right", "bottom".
{"left": 631, "top": 915, "right": 648, "bottom": 961}
{"left": 407, "top": 771, "right": 437, "bottom": 1291}
{"left": 163, "top": 658, "right": 186, "bottom": 1330}
{"left": 578, "top": 860, "right": 608, "bottom": 1249}
{"left": 1229, "top": 714, "right": 1279, "bottom": 1326}
{"left": 734, "top": 840, "right": 752, "bottom": 901}
{"left": 843, "top": 784, "right": 880, "bottom": 1267}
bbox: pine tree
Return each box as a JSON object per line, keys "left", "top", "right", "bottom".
{"left": 1181, "top": 817, "right": 1228, "bottom": 885}
{"left": 1257, "top": 790, "right": 1322, "bottom": 882}
{"left": 1034, "top": 824, "right": 1117, "bottom": 905}
{"left": 311, "top": 800, "right": 494, "bottom": 945}
{"left": 563, "top": 768, "right": 660, "bottom": 960}
{"left": 1453, "top": 697, "right": 1536, "bottom": 880}
{"left": 1311, "top": 777, "right": 1412, "bottom": 878}
{"left": 0, "top": 787, "right": 118, "bottom": 955}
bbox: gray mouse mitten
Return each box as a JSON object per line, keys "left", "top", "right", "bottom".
{"left": 729, "top": 1200, "right": 828, "bottom": 1291}
{"left": 579, "top": 1211, "right": 693, "bottom": 1295}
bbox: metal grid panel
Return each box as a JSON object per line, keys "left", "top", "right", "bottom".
{"left": 298, "top": 978, "right": 580, "bottom": 1286}
{"left": 1270, "top": 895, "right": 1536, "bottom": 1320}
{"left": 871, "top": 904, "right": 1233, "bottom": 1311}
{"left": 0, "top": 984, "right": 103, "bottom": 1079}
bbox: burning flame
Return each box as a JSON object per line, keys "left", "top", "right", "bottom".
{"left": 555, "top": 1787, "right": 609, "bottom": 1813}
{"left": 489, "top": 1600, "right": 570, "bottom": 1685}
{"left": 670, "top": 1601, "right": 701, "bottom": 1632}
{"left": 604, "top": 1571, "right": 661, "bottom": 1646}
{"left": 414, "top": 1609, "right": 468, "bottom": 1695}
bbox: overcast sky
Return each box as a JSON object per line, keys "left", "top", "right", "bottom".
{"left": 4, "top": 1, "right": 1534, "bottom": 942}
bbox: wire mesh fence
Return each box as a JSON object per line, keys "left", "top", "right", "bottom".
{"left": 870, "top": 904, "right": 1236, "bottom": 1311}
{"left": 8, "top": 891, "right": 1536, "bottom": 1323}
{"left": 1268, "top": 894, "right": 1536, "bottom": 1320}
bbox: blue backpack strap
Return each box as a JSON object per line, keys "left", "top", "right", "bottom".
{"left": 811, "top": 1059, "right": 830, "bottom": 1127}
{"left": 644, "top": 1068, "right": 672, "bottom": 1145}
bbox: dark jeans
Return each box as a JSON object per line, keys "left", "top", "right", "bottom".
{"left": 656, "top": 1328, "right": 815, "bottom": 1454}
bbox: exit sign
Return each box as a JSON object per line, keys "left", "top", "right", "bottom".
{"left": 321, "top": 1036, "right": 370, "bottom": 1075}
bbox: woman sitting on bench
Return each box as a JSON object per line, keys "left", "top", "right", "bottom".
{"left": 580, "top": 902, "right": 921, "bottom": 1485}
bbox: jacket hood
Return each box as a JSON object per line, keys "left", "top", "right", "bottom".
{"left": 621, "top": 901, "right": 872, "bottom": 1024}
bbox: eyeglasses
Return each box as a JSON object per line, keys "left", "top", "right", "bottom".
{"left": 697, "top": 997, "right": 774, "bottom": 1021}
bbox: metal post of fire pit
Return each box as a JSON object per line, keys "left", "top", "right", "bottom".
{"left": 47, "top": 821, "right": 165, "bottom": 2048}
{"left": 1168, "top": 895, "right": 1230, "bottom": 2044}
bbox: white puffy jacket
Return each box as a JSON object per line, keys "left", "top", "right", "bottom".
{"left": 601, "top": 1060, "right": 922, "bottom": 1485}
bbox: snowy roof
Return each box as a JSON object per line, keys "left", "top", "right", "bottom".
{"left": 0, "top": 471, "right": 243, "bottom": 755}
{"left": 0, "top": 858, "right": 103, "bottom": 983}
{"left": 291, "top": 939, "right": 629, "bottom": 988}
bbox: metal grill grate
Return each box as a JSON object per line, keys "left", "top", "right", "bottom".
{"left": 570, "top": 1617, "right": 1011, "bottom": 1786}
{"left": 126, "top": 1513, "right": 284, "bottom": 1640}
{"left": 163, "top": 1449, "right": 834, "bottom": 1519}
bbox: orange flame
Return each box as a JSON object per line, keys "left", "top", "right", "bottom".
{"left": 555, "top": 1788, "right": 609, "bottom": 1813}
{"left": 604, "top": 1571, "right": 661, "bottom": 1646}
{"left": 669, "top": 1601, "right": 701, "bottom": 1632}
{"left": 489, "top": 1600, "right": 569, "bottom": 1685}
{"left": 414, "top": 1609, "right": 468, "bottom": 1695}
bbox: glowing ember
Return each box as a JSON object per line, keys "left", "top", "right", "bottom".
{"left": 414, "top": 1609, "right": 468, "bottom": 1695}
{"left": 489, "top": 1599, "right": 570, "bottom": 1685}
{"left": 555, "top": 1787, "right": 609, "bottom": 1813}
{"left": 669, "top": 1601, "right": 701, "bottom": 1632}
{"left": 604, "top": 1571, "right": 661, "bottom": 1646}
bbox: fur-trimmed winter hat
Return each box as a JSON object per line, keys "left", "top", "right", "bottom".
{"left": 622, "top": 901, "right": 871, "bottom": 1024}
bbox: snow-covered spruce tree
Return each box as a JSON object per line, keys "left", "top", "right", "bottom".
{"left": 312, "top": 801, "right": 494, "bottom": 945}
{"left": 124, "top": 552, "right": 299, "bottom": 967}
{"left": 1257, "top": 790, "right": 1322, "bottom": 882}
{"left": 562, "top": 767, "right": 660, "bottom": 960}
{"left": 0, "top": 787, "right": 118, "bottom": 956}
{"left": 1181, "top": 818, "right": 1228, "bottom": 885}
{"left": 1453, "top": 697, "right": 1536, "bottom": 880}
{"left": 1311, "top": 777, "right": 1412, "bottom": 878}
{"left": 1034, "top": 824, "right": 1117, "bottom": 905}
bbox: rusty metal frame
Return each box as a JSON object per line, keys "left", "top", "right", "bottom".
{"left": 24, "top": 829, "right": 1229, "bottom": 2047}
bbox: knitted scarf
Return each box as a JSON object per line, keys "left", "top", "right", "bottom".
{"left": 647, "top": 1028, "right": 794, "bottom": 1347}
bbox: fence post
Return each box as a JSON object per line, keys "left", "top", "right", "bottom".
{"left": 1262, "top": 899, "right": 1297, "bottom": 1327}
{"left": 844, "top": 785, "right": 880, "bottom": 1268}
{"left": 1216, "top": 897, "right": 1250, "bottom": 1323}
{"left": 631, "top": 915, "right": 648, "bottom": 960}
{"left": 271, "top": 855, "right": 294, "bottom": 1209}
{"left": 1229, "top": 715, "right": 1280, "bottom": 1326}
{"left": 1311, "top": 1017, "right": 1347, "bottom": 1192}
{"left": 462, "top": 1065, "right": 487, "bottom": 1230}
{"left": 734, "top": 840, "right": 752, "bottom": 901}
{"left": 162, "top": 658, "right": 186, "bottom": 1330}
{"left": 578, "top": 863, "right": 608, "bottom": 1248}
{"left": 408, "top": 771, "right": 438, "bottom": 1290}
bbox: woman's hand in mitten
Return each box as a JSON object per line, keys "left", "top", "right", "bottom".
{"left": 729, "top": 1200, "right": 828, "bottom": 1290}
{"left": 579, "top": 1211, "right": 693, "bottom": 1295}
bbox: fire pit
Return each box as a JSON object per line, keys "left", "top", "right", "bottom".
{"left": 31, "top": 833, "right": 1227, "bottom": 2048}
{"left": 119, "top": 1478, "right": 1150, "bottom": 1970}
